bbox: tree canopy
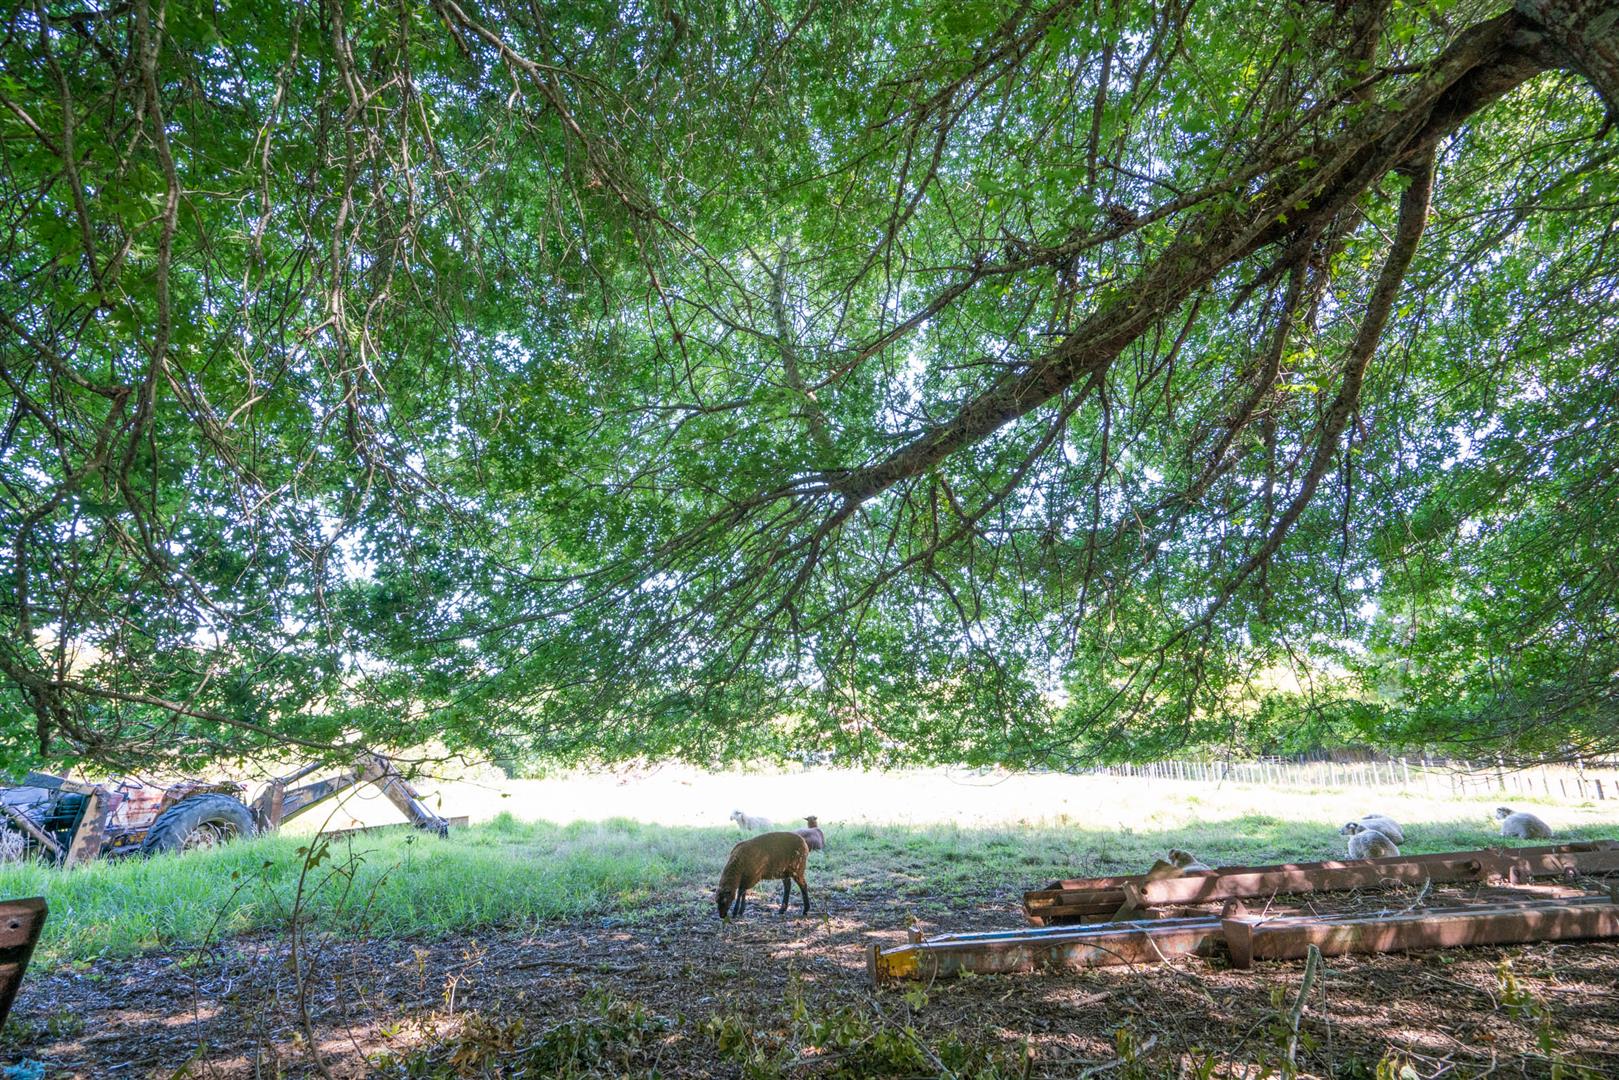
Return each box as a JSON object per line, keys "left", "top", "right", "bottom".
{"left": 1, "top": 0, "right": 1616, "bottom": 773}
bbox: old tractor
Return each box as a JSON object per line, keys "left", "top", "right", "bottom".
{"left": 0, "top": 752, "right": 451, "bottom": 867}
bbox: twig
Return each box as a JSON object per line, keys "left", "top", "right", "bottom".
{"left": 1286, "top": 944, "right": 1323, "bottom": 1070}
{"left": 509, "top": 959, "right": 638, "bottom": 973}
{"left": 1073, "top": 1035, "right": 1157, "bottom": 1078}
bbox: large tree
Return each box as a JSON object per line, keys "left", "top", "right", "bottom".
{"left": 1, "top": 0, "right": 1615, "bottom": 771}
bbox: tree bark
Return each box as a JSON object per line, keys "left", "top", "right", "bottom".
{"left": 825, "top": 4, "right": 1612, "bottom": 514}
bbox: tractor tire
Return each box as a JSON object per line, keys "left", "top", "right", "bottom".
{"left": 140, "top": 794, "right": 257, "bottom": 856}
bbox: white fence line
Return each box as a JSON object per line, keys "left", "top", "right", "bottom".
{"left": 1080, "top": 758, "right": 1619, "bottom": 800}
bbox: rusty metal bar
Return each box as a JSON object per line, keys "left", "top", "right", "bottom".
{"left": 273, "top": 765, "right": 368, "bottom": 824}
{"left": 62, "top": 788, "right": 112, "bottom": 869}
{"left": 320, "top": 815, "right": 469, "bottom": 842}
{"left": 875, "top": 896, "right": 1619, "bottom": 985}
{"left": 869, "top": 915, "right": 1225, "bottom": 986}
{"left": 0, "top": 898, "right": 46, "bottom": 1032}
{"left": 0, "top": 804, "right": 63, "bottom": 860}
{"left": 358, "top": 753, "right": 449, "bottom": 835}
{"left": 1223, "top": 897, "right": 1619, "bottom": 969}
{"left": 1025, "top": 842, "right": 1619, "bottom": 924}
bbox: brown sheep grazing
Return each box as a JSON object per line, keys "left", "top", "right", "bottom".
{"left": 795, "top": 815, "right": 825, "bottom": 852}
{"left": 716, "top": 831, "right": 810, "bottom": 919}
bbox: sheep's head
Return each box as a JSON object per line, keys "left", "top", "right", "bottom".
{"left": 1494, "top": 806, "right": 1514, "bottom": 819}
{"left": 804, "top": 815, "right": 817, "bottom": 828}
{"left": 715, "top": 885, "right": 736, "bottom": 919}
{"left": 1340, "top": 821, "right": 1367, "bottom": 835}
{"left": 1167, "top": 848, "right": 1196, "bottom": 866}
{"left": 730, "top": 809, "right": 745, "bottom": 824}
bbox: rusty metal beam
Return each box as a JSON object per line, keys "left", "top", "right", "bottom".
{"left": 320, "top": 816, "right": 468, "bottom": 842}
{"left": 1223, "top": 897, "right": 1619, "bottom": 969}
{"left": 358, "top": 753, "right": 449, "bottom": 835}
{"left": 870, "top": 916, "right": 1226, "bottom": 986}
{"left": 0, "top": 804, "right": 62, "bottom": 861}
{"left": 874, "top": 896, "right": 1619, "bottom": 985}
{"left": 1025, "top": 842, "right": 1619, "bottom": 924}
{"left": 0, "top": 898, "right": 45, "bottom": 1033}
{"left": 62, "top": 788, "right": 112, "bottom": 869}
{"left": 273, "top": 766, "right": 368, "bottom": 824}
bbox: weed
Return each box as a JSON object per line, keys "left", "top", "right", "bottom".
{"left": 703, "top": 976, "right": 1021, "bottom": 1079}
{"left": 5, "top": 782, "right": 1615, "bottom": 968}
{"left": 1489, "top": 960, "right": 1604, "bottom": 1080}
{"left": 371, "top": 988, "right": 673, "bottom": 1078}
{"left": 0, "top": 1004, "right": 85, "bottom": 1048}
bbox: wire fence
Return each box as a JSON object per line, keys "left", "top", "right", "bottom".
{"left": 1079, "top": 757, "right": 1619, "bottom": 801}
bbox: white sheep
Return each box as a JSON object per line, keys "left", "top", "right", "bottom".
{"left": 730, "top": 809, "right": 771, "bottom": 832}
{"left": 1340, "top": 821, "right": 1400, "bottom": 859}
{"left": 1354, "top": 814, "right": 1405, "bottom": 845}
{"left": 1495, "top": 806, "right": 1552, "bottom": 839}
{"left": 1167, "top": 848, "right": 1212, "bottom": 872}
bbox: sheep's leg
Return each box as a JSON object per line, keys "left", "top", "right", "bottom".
{"left": 779, "top": 875, "right": 792, "bottom": 914}
{"left": 795, "top": 870, "right": 809, "bottom": 915}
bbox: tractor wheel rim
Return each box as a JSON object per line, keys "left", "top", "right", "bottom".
{"left": 182, "top": 823, "right": 231, "bottom": 852}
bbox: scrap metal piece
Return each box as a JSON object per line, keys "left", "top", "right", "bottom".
{"left": 1222, "top": 896, "right": 1619, "bottom": 969}
{"left": 61, "top": 788, "right": 112, "bottom": 869}
{"left": 321, "top": 815, "right": 469, "bottom": 842}
{"left": 869, "top": 917, "right": 1226, "bottom": 986}
{"left": 0, "top": 806, "right": 62, "bottom": 860}
{"left": 875, "top": 896, "right": 1619, "bottom": 984}
{"left": 0, "top": 898, "right": 46, "bottom": 1032}
{"left": 1025, "top": 842, "right": 1619, "bottom": 924}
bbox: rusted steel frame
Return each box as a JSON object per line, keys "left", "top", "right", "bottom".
{"left": 1223, "top": 897, "right": 1619, "bottom": 969}
{"left": 320, "top": 815, "right": 469, "bottom": 842}
{"left": 0, "top": 898, "right": 46, "bottom": 1032}
{"left": 879, "top": 897, "right": 1619, "bottom": 985}
{"left": 359, "top": 753, "right": 450, "bottom": 835}
{"left": 62, "top": 788, "right": 112, "bottom": 868}
{"left": 20, "top": 772, "right": 94, "bottom": 795}
{"left": 0, "top": 804, "right": 63, "bottom": 860}
{"left": 1033, "top": 842, "right": 1619, "bottom": 894}
{"left": 271, "top": 765, "right": 368, "bottom": 824}
{"left": 869, "top": 916, "right": 1225, "bottom": 986}
{"left": 1025, "top": 843, "right": 1619, "bottom": 922}
{"left": 258, "top": 780, "right": 287, "bottom": 831}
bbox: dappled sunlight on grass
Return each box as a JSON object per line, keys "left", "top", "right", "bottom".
{"left": 1, "top": 772, "right": 1614, "bottom": 966}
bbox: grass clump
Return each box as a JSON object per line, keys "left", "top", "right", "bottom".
{"left": 0, "top": 815, "right": 719, "bottom": 966}
{"left": 3, "top": 788, "right": 1614, "bottom": 967}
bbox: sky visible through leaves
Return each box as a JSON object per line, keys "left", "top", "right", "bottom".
{"left": 0, "top": 0, "right": 1615, "bottom": 772}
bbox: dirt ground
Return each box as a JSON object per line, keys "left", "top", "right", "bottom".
{"left": 9, "top": 868, "right": 1619, "bottom": 1079}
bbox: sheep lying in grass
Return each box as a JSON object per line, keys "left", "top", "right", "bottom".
{"left": 1340, "top": 821, "right": 1400, "bottom": 859}
{"left": 1354, "top": 814, "right": 1405, "bottom": 845}
{"left": 795, "top": 815, "right": 825, "bottom": 853}
{"left": 1167, "top": 848, "right": 1212, "bottom": 872}
{"left": 716, "top": 832, "right": 810, "bottom": 918}
{"left": 1496, "top": 806, "right": 1553, "bottom": 839}
{"left": 730, "top": 809, "right": 771, "bottom": 832}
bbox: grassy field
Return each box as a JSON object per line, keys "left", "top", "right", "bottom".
{"left": 5, "top": 767, "right": 1619, "bottom": 966}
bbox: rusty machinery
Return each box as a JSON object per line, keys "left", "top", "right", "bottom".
{"left": 0, "top": 751, "right": 453, "bottom": 868}
{"left": 870, "top": 842, "right": 1619, "bottom": 985}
